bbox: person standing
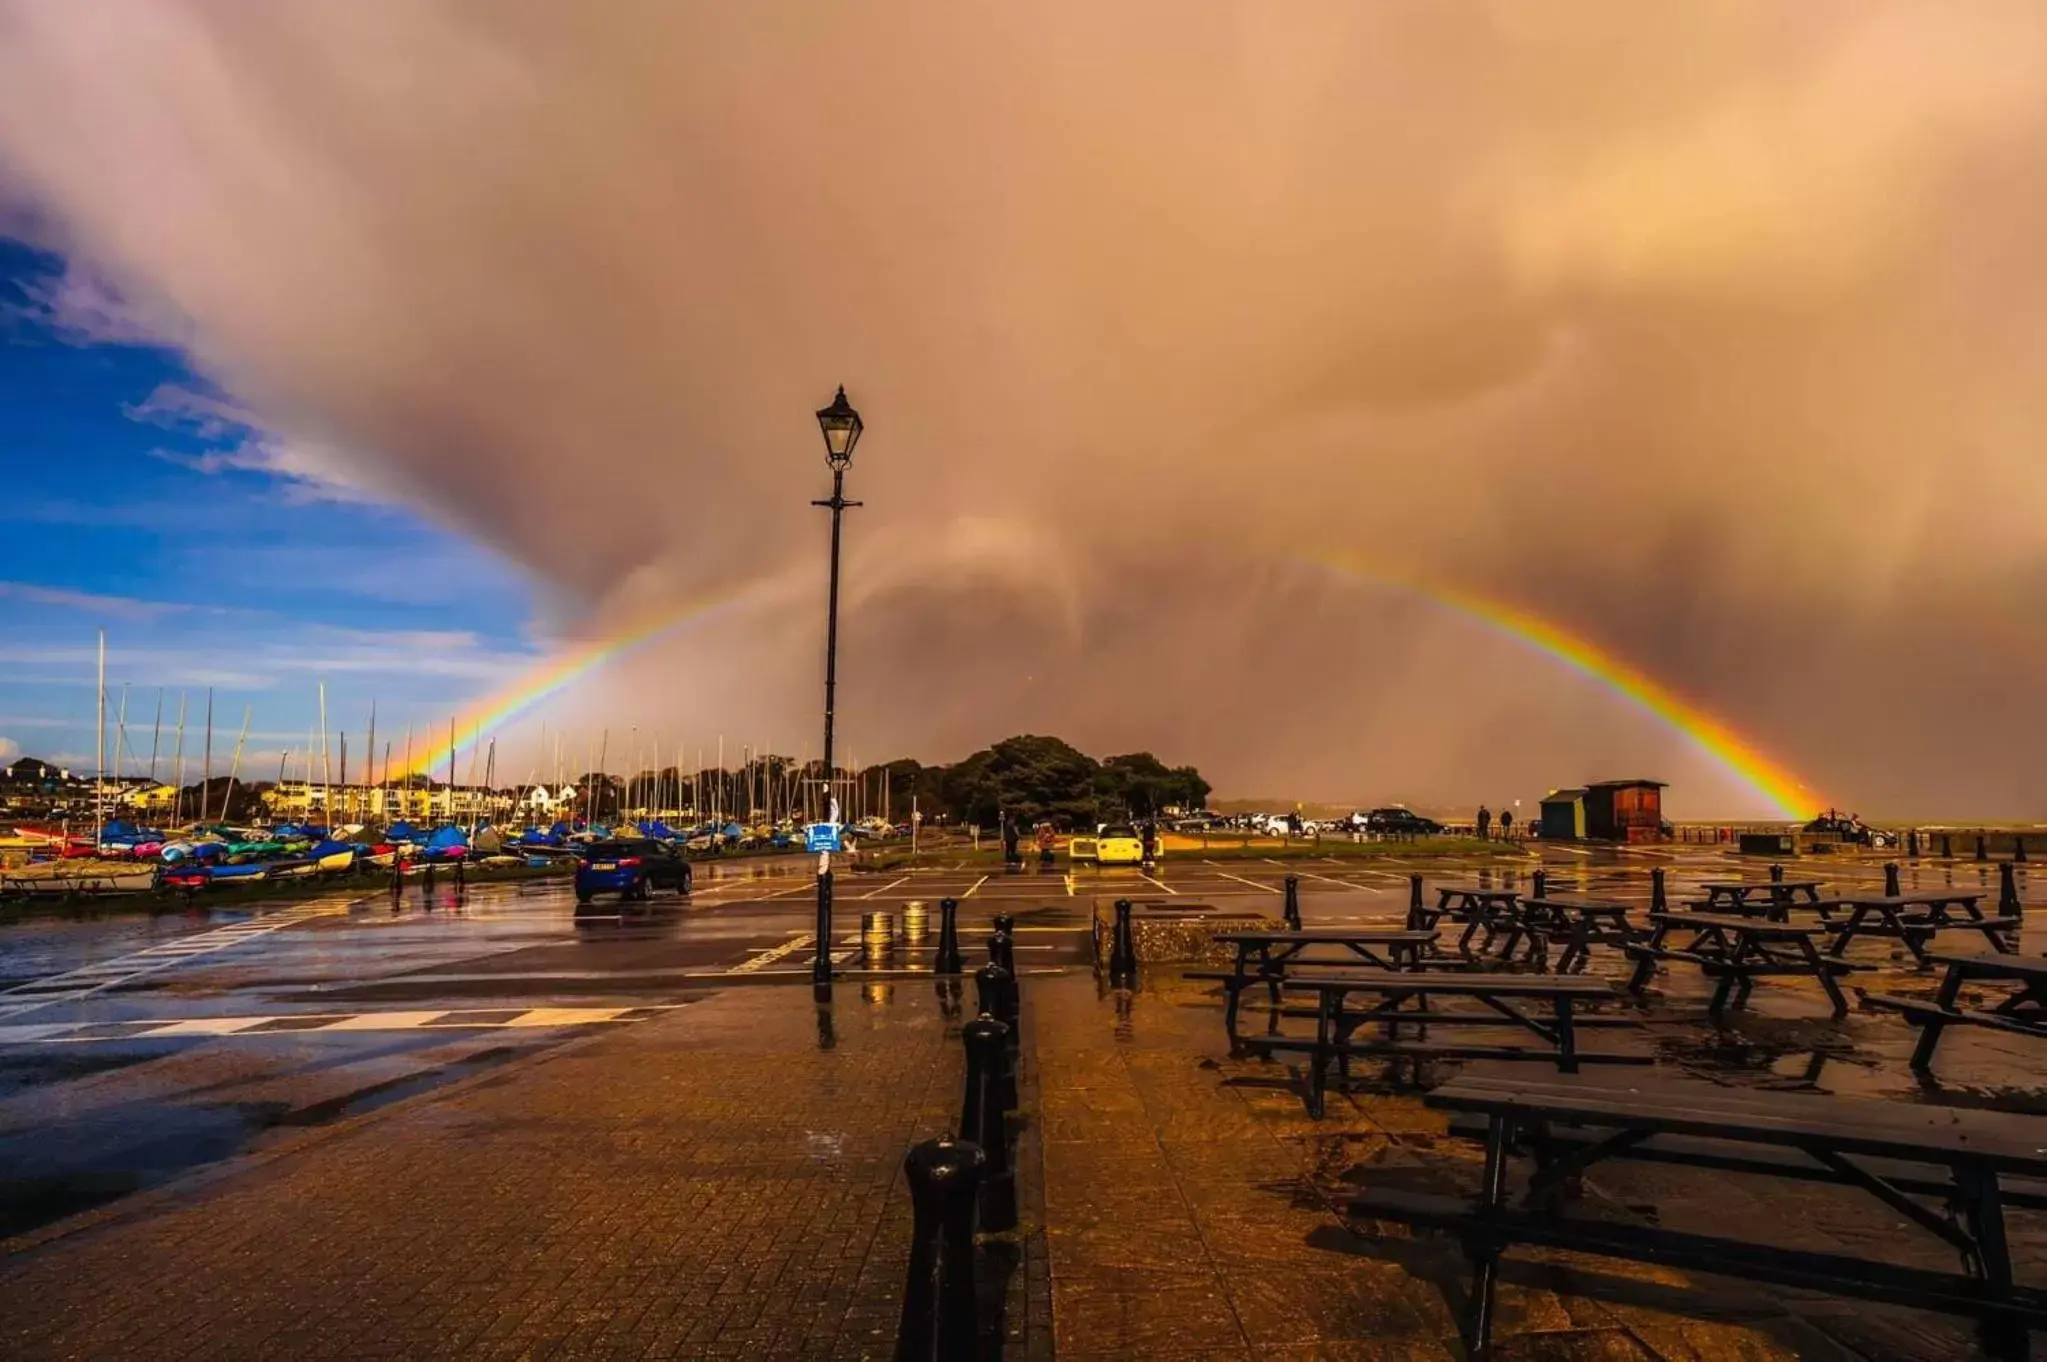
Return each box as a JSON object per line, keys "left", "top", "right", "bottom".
{"left": 1499, "top": 808, "right": 1513, "bottom": 840}
{"left": 1477, "top": 805, "right": 1492, "bottom": 839}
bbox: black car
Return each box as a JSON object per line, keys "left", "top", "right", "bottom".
{"left": 575, "top": 838, "right": 694, "bottom": 905}
{"left": 1365, "top": 807, "right": 1443, "bottom": 835}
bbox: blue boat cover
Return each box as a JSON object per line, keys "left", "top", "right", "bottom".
{"left": 386, "top": 821, "right": 421, "bottom": 842}
{"left": 424, "top": 825, "right": 469, "bottom": 851}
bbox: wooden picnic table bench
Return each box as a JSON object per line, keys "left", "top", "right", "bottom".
{"left": 1867, "top": 952, "right": 2047, "bottom": 1070}
{"left": 1241, "top": 971, "right": 1643, "bottom": 1117}
{"left": 1823, "top": 892, "right": 2017, "bottom": 965}
{"left": 1504, "top": 897, "right": 1640, "bottom": 975}
{"left": 1696, "top": 879, "right": 1824, "bottom": 909}
{"left": 1625, "top": 912, "right": 1862, "bottom": 1016}
{"left": 1422, "top": 885, "right": 1522, "bottom": 924}
{"left": 1351, "top": 1068, "right": 2047, "bottom": 1358}
{"left": 1196, "top": 930, "right": 1448, "bottom": 1040}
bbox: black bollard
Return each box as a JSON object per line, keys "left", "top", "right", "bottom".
{"left": 1407, "top": 874, "right": 1425, "bottom": 931}
{"left": 976, "top": 960, "right": 1017, "bottom": 1031}
{"left": 1908, "top": 829, "right": 1920, "bottom": 860}
{"left": 1283, "top": 875, "right": 1302, "bottom": 932}
{"left": 2017, "top": 837, "right": 2030, "bottom": 864}
{"left": 933, "top": 898, "right": 965, "bottom": 974}
{"left": 1769, "top": 862, "right": 1784, "bottom": 883}
{"left": 988, "top": 929, "right": 1020, "bottom": 1047}
{"left": 959, "top": 1016, "right": 1017, "bottom": 1232}
{"left": 454, "top": 856, "right": 466, "bottom": 893}
{"left": 894, "top": 1136, "right": 985, "bottom": 1362}
{"left": 1651, "top": 867, "right": 1667, "bottom": 915}
{"left": 1942, "top": 833, "right": 1953, "bottom": 859}
{"left": 2001, "top": 861, "right": 2023, "bottom": 921}
{"left": 1532, "top": 870, "right": 1547, "bottom": 902}
{"left": 390, "top": 856, "right": 404, "bottom": 898}
{"left": 1977, "top": 835, "right": 1989, "bottom": 862}
{"left": 421, "top": 861, "right": 436, "bottom": 898}
{"left": 991, "top": 914, "right": 1017, "bottom": 974}
{"left": 1108, "top": 899, "right": 1137, "bottom": 981}
{"left": 1884, "top": 862, "right": 1901, "bottom": 897}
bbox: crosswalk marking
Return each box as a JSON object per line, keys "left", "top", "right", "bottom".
{"left": 0, "top": 901, "right": 357, "bottom": 1020}
{"left": 0, "top": 1004, "right": 678, "bottom": 1047}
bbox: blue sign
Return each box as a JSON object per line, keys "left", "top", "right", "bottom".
{"left": 805, "top": 822, "right": 842, "bottom": 854}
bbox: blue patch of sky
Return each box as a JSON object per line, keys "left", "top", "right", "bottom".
{"left": 0, "top": 238, "right": 540, "bottom": 769}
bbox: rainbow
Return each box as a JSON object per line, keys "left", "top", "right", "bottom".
{"left": 1306, "top": 555, "right": 1819, "bottom": 820}
{"left": 400, "top": 584, "right": 766, "bottom": 777}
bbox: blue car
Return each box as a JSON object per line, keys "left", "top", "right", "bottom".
{"left": 574, "top": 839, "right": 693, "bottom": 906}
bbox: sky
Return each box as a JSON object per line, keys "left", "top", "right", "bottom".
{"left": 1, "top": 2, "right": 2045, "bottom": 820}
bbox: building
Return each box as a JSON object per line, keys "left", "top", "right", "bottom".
{"left": 1538, "top": 789, "right": 1587, "bottom": 840}
{"left": 1582, "top": 779, "right": 1666, "bottom": 842}
{"left": 1538, "top": 780, "right": 1667, "bottom": 842}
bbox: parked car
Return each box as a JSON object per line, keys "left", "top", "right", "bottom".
{"left": 1803, "top": 810, "right": 1892, "bottom": 848}
{"left": 1069, "top": 823, "right": 1150, "bottom": 866}
{"left": 575, "top": 838, "right": 694, "bottom": 905}
{"left": 1365, "top": 807, "right": 1443, "bottom": 836}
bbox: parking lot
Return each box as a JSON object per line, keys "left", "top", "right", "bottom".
{"left": 0, "top": 840, "right": 2023, "bottom": 1241}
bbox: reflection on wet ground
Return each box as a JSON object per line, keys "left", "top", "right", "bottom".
{"left": 0, "top": 842, "right": 2040, "bottom": 1357}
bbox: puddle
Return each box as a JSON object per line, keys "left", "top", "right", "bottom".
{"left": 0, "top": 1045, "right": 525, "bottom": 1238}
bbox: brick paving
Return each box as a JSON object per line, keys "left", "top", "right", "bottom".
{"left": 6, "top": 910, "right": 2047, "bottom": 1359}
{"left": 0, "top": 980, "right": 1028, "bottom": 1361}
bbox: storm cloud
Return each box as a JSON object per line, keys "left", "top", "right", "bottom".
{"left": 3, "top": 1, "right": 2045, "bottom": 816}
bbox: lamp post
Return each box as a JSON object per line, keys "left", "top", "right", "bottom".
{"left": 812, "top": 385, "right": 863, "bottom": 986}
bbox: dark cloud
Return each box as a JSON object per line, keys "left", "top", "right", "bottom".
{"left": 2, "top": 1, "right": 2045, "bottom": 815}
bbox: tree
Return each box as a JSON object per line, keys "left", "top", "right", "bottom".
{"left": 939, "top": 734, "right": 1104, "bottom": 829}
{"left": 1095, "top": 752, "right": 1213, "bottom": 819}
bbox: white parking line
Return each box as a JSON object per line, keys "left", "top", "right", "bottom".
{"left": 1209, "top": 868, "right": 1281, "bottom": 894}
{"left": 728, "top": 933, "right": 815, "bottom": 973}
{"left": 1139, "top": 874, "right": 1178, "bottom": 896}
{"left": 962, "top": 875, "right": 991, "bottom": 898}
{"left": 859, "top": 875, "right": 911, "bottom": 899}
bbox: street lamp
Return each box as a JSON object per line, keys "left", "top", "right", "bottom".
{"left": 812, "top": 385, "right": 863, "bottom": 985}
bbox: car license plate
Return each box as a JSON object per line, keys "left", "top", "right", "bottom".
{"left": 593, "top": 861, "right": 616, "bottom": 870}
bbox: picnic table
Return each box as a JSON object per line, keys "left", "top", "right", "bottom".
{"left": 1625, "top": 912, "right": 1861, "bottom": 1016}
{"left": 1691, "top": 879, "right": 1825, "bottom": 919}
{"left": 1196, "top": 930, "right": 1446, "bottom": 1040}
{"left": 1503, "top": 897, "right": 1640, "bottom": 974}
{"left": 1350, "top": 1068, "right": 2047, "bottom": 1358}
{"left": 1423, "top": 885, "right": 1522, "bottom": 924}
{"left": 1244, "top": 971, "right": 1643, "bottom": 1116}
{"left": 1868, "top": 953, "right": 2047, "bottom": 1070}
{"left": 1823, "top": 892, "right": 2017, "bottom": 964}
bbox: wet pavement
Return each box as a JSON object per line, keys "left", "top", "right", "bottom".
{"left": 0, "top": 842, "right": 2039, "bottom": 1357}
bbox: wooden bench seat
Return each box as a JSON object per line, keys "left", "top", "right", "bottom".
{"left": 1343, "top": 1069, "right": 2047, "bottom": 1357}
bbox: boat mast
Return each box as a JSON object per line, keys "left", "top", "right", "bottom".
{"left": 199, "top": 688, "right": 214, "bottom": 823}
{"left": 223, "top": 706, "right": 250, "bottom": 822}
{"left": 148, "top": 688, "right": 163, "bottom": 785}
{"left": 364, "top": 700, "right": 377, "bottom": 828}
{"left": 446, "top": 715, "right": 456, "bottom": 826}
{"left": 401, "top": 724, "right": 413, "bottom": 823}
{"left": 595, "top": 728, "right": 609, "bottom": 824}
{"left": 170, "top": 692, "right": 187, "bottom": 825}
{"left": 94, "top": 630, "right": 105, "bottom": 846}
{"left": 318, "top": 682, "right": 330, "bottom": 825}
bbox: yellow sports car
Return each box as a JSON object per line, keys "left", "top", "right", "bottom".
{"left": 1069, "top": 824, "right": 1152, "bottom": 866}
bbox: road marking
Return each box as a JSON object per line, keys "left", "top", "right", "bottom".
{"left": 0, "top": 1004, "right": 678, "bottom": 1046}
{"left": 728, "top": 932, "right": 815, "bottom": 973}
{"left": 1138, "top": 873, "right": 1178, "bottom": 895}
{"left": 1064, "top": 872, "right": 1075, "bottom": 896}
{"left": 859, "top": 875, "right": 911, "bottom": 899}
{"left": 962, "top": 875, "right": 990, "bottom": 898}
{"left": 0, "top": 900, "right": 356, "bottom": 1021}
{"left": 1209, "top": 869, "right": 1281, "bottom": 894}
